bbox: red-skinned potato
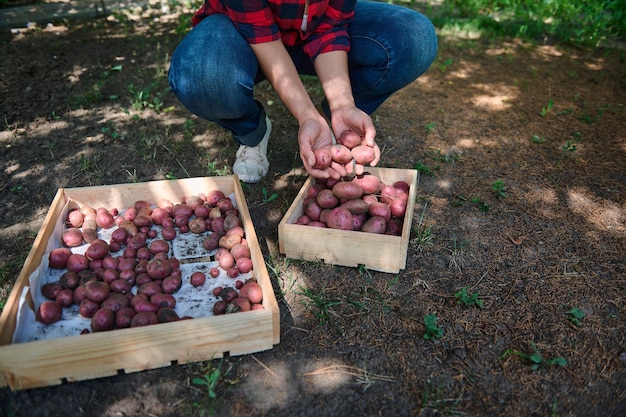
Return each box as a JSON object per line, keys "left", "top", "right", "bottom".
{"left": 213, "top": 300, "right": 227, "bottom": 315}
{"left": 223, "top": 213, "right": 242, "bottom": 231}
{"left": 304, "top": 199, "right": 323, "bottom": 222}
{"left": 385, "top": 218, "right": 404, "bottom": 236}
{"left": 239, "top": 282, "right": 263, "bottom": 304}
{"left": 190, "top": 271, "right": 206, "bottom": 287}
{"left": 219, "top": 287, "right": 238, "bottom": 303}
{"left": 67, "top": 254, "right": 90, "bottom": 273}
{"left": 313, "top": 146, "right": 332, "bottom": 170}
{"left": 231, "top": 297, "right": 251, "bottom": 312}
{"left": 161, "top": 275, "right": 182, "bottom": 294}
{"left": 130, "top": 311, "right": 159, "bottom": 327}
{"left": 235, "top": 257, "right": 253, "bottom": 274}
{"left": 79, "top": 298, "right": 100, "bottom": 318}
{"left": 230, "top": 243, "right": 251, "bottom": 260}
{"left": 151, "top": 293, "right": 177, "bottom": 309}
{"left": 137, "top": 281, "right": 162, "bottom": 297}
{"left": 219, "top": 233, "right": 242, "bottom": 250}
{"left": 91, "top": 308, "right": 115, "bottom": 332}
{"left": 340, "top": 199, "right": 369, "bottom": 215}
{"left": 49, "top": 248, "right": 72, "bottom": 269}
{"left": 55, "top": 288, "right": 74, "bottom": 307}
{"left": 368, "top": 202, "right": 392, "bottom": 223}
{"left": 41, "top": 283, "right": 63, "bottom": 300}
{"left": 101, "top": 293, "right": 130, "bottom": 312}
{"left": 361, "top": 216, "right": 387, "bottom": 234}
{"left": 205, "top": 190, "right": 226, "bottom": 207}
{"left": 351, "top": 145, "right": 376, "bottom": 165}
{"left": 157, "top": 307, "right": 180, "bottom": 323}
{"left": 306, "top": 184, "right": 323, "bottom": 199}
{"left": 133, "top": 300, "right": 159, "bottom": 313}
{"left": 379, "top": 184, "right": 398, "bottom": 204}
{"left": 332, "top": 181, "right": 363, "bottom": 201}
{"left": 62, "top": 228, "right": 83, "bottom": 247}
{"left": 115, "top": 307, "right": 136, "bottom": 328}
{"left": 326, "top": 207, "right": 354, "bottom": 231}
{"left": 96, "top": 210, "right": 115, "bottom": 229}
{"left": 393, "top": 180, "right": 411, "bottom": 194}
{"left": 296, "top": 215, "right": 311, "bottom": 225}
{"left": 337, "top": 130, "right": 361, "bottom": 149}
{"left": 316, "top": 189, "right": 339, "bottom": 209}
{"left": 389, "top": 198, "right": 408, "bottom": 218}
{"left": 149, "top": 239, "right": 170, "bottom": 255}
{"left": 330, "top": 144, "right": 353, "bottom": 164}
{"left": 84, "top": 281, "right": 110, "bottom": 303}
{"left": 352, "top": 174, "right": 381, "bottom": 195}
{"left": 85, "top": 239, "right": 109, "bottom": 260}
{"left": 146, "top": 258, "right": 172, "bottom": 280}
{"left": 59, "top": 271, "right": 80, "bottom": 290}
{"left": 67, "top": 209, "right": 85, "bottom": 228}
{"left": 36, "top": 301, "right": 63, "bottom": 324}
{"left": 203, "top": 233, "right": 221, "bottom": 251}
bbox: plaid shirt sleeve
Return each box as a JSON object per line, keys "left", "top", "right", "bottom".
{"left": 192, "top": 0, "right": 356, "bottom": 61}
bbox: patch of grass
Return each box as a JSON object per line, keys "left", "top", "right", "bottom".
{"left": 561, "top": 139, "right": 580, "bottom": 156}
{"left": 414, "top": 161, "right": 436, "bottom": 178}
{"left": 72, "top": 153, "right": 104, "bottom": 185}
{"left": 491, "top": 179, "right": 507, "bottom": 200}
{"left": 426, "top": 149, "right": 462, "bottom": 163}
{"left": 435, "top": 0, "right": 626, "bottom": 48}
{"left": 128, "top": 82, "right": 166, "bottom": 113}
{"left": 411, "top": 203, "right": 433, "bottom": 251}
{"left": 422, "top": 378, "right": 462, "bottom": 416}
{"left": 424, "top": 122, "right": 437, "bottom": 133}
{"left": 454, "top": 195, "right": 490, "bottom": 213}
{"left": 531, "top": 134, "right": 546, "bottom": 144}
{"left": 539, "top": 99, "right": 554, "bottom": 117}
{"left": 423, "top": 313, "right": 444, "bottom": 340}
{"left": 261, "top": 187, "right": 278, "bottom": 204}
{"left": 447, "top": 238, "right": 468, "bottom": 272}
{"left": 438, "top": 57, "right": 454, "bottom": 72}
{"left": 565, "top": 307, "right": 586, "bottom": 326}
{"left": 454, "top": 286, "right": 484, "bottom": 308}
{"left": 297, "top": 284, "right": 342, "bottom": 333}
{"left": 500, "top": 341, "right": 567, "bottom": 371}
{"left": 206, "top": 160, "right": 230, "bottom": 177}
{"left": 192, "top": 358, "right": 236, "bottom": 416}
{"left": 0, "top": 234, "right": 33, "bottom": 312}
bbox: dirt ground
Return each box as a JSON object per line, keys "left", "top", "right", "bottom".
{"left": 0, "top": 2, "right": 625, "bottom": 416}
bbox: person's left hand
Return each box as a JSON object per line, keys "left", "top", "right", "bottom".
{"left": 330, "top": 106, "right": 379, "bottom": 176}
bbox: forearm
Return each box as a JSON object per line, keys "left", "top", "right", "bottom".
{"left": 250, "top": 40, "right": 319, "bottom": 124}
{"left": 314, "top": 50, "right": 354, "bottom": 113}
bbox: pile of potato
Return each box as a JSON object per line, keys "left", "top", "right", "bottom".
{"left": 297, "top": 173, "right": 410, "bottom": 235}
{"left": 40, "top": 191, "right": 263, "bottom": 333}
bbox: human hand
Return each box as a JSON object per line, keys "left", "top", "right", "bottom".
{"left": 331, "top": 106, "right": 380, "bottom": 175}
{"left": 298, "top": 117, "right": 348, "bottom": 179}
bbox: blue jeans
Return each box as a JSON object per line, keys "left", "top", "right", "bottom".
{"left": 168, "top": 1, "right": 438, "bottom": 147}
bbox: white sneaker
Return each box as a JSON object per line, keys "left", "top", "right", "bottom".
{"left": 233, "top": 116, "right": 271, "bottom": 183}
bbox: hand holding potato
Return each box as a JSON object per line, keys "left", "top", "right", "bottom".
{"left": 299, "top": 117, "right": 347, "bottom": 179}
{"left": 330, "top": 107, "right": 380, "bottom": 176}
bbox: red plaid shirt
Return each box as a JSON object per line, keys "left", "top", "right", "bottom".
{"left": 192, "top": 0, "right": 356, "bottom": 60}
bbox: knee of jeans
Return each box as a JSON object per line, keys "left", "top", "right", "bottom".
{"left": 404, "top": 14, "right": 438, "bottom": 76}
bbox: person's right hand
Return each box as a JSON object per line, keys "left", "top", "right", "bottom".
{"left": 298, "top": 116, "right": 347, "bottom": 179}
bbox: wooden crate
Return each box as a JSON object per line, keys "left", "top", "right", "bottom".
{"left": 278, "top": 167, "right": 417, "bottom": 273}
{"left": 0, "top": 176, "right": 279, "bottom": 390}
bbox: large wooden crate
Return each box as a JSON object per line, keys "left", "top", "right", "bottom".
{"left": 278, "top": 167, "right": 417, "bottom": 273}
{"left": 0, "top": 176, "right": 279, "bottom": 390}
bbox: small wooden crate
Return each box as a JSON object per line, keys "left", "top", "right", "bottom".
{"left": 278, "top": 167, "right": 417, "bottom": 273}
{"left": 0, "top": 176, "right": 279, "bottom": 391}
